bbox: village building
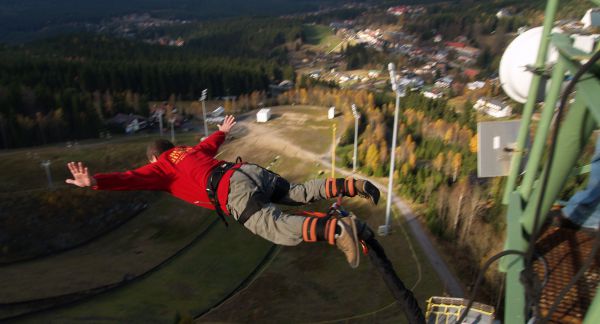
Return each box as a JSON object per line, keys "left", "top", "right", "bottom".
{"left": 582, "top": 8, "right": 600, "bottom": 28}
{"left": 467, "top": 81, "right": 486, "bottom": 90}
{"left": 474, "top": 97, "right": 512, "bottom": 118}
{"left": 435, "top": 76, "right": 454, "bottom": 88}
{"left": 422, "top": 89, "right": 444, "bottom": 100}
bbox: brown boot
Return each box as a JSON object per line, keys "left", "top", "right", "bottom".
{"left": 325, "top": 177, "right": 380, "bottom": 205}
{"left": 335, "top": 215, "right": 360, "bottom": 268}
{"left": 301, "top": 216, "right": 360, "bottom": 268}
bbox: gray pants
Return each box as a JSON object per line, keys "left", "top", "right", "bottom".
{"left": 226, "top": 164, "right": 327, "bottom": 246}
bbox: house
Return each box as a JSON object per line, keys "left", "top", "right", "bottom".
{"left": 368, "top": 70, "right": 380, "bottom": 78}
{"left": 387, "top": 6, "right": 409, "bottom": 16}
{"left": 422, "top": 90, "right": 444, "bottom": 100}
{"left": 456, "top": 46, "right": 480, "bottom": 58}
{"left": 474, "top": 97, "right": 512, "bottom": 118}
{"left": 399, "top": 75, "right": 424, "bottom": 90}
{"left": 433, "top": 50, "right": 448, "bottom": 61}
{"left": 206, "top": 106, "right": 225, "bottom": 124}
{"left": 205, "top": 106, "right": 223, "bottom": 118}
{"left": 573, "top": 34, "right": 600, "bottom": 53}
{"left": 328, "top": 107, "right": 336, "bottom": 119}
{"left": 269, "top": 80, "right": 294, "bottom": 97}
{"left": 356, "top": 29, "right": 379, "bottom": 45}
{"left": 463, "top": 69, "right": 481, "bottom": 80}
{"left": 256, "top": 108, "right": 272, "bottom": 123}
{"left": 339, "top": 75, "right": 350, "bottom": 83}
{"left": 582, "top": 9, "right": 600, "bottom": 28}
{"left": 435, "top": 76, "right": 454, "bottom": 88}
{"left": 107, "top": 113, "right": 147, "bottom": 133}
{"left": 496, "top": 8, "right": 513, "bottom": 19}
{"left": 309, "top": 70, "right": 322, "bottom": 79}
{"left": 517, "top": 26, "right": 529, "bottom": 35}
{"left": 467, "top": 81, "right": 486, "bottom": 90}
{"left": 446, "top": 42, "right": 466, "bottom": 49}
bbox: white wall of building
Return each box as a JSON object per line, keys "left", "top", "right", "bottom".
{"left": 257, "top": 108, "right": 272, "bottom": 123}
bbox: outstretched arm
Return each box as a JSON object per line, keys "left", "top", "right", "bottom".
{"left": 195, "top": 115, "right": 236, "bottom": 156}
{"left": 65, "top": 162, "right": 97, "bottom": 187}
{"left": 66, "top": 161, "right": 167, "bottom": 191}
{"left": 218, "top": 115, "right": 236, "bottom": 134}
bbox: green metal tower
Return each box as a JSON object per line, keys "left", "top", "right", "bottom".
{"left": 501, "top": 0, "right": 600, "bottom": 322}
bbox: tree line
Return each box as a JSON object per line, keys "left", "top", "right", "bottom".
{"left": 0, "top": 16, "right": 305, "bottom": 149}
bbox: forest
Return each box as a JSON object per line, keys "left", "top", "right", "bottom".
{"left": 0, "top": 17, "right": 306, "bottom": 149}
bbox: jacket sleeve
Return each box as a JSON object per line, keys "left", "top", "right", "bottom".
{"left": 193, "top": 130, "right": 226, "bottom": 157}
{"left": 92, "top": 163, "right": 169, "bottom": 191}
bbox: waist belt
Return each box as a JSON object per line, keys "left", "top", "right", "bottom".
{"left": 206, "top": 162, "right": 239, "bottom": 226}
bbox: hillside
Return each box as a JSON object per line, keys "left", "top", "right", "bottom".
{"left": 0, "top": 0, "right": 341, "bottom": 43}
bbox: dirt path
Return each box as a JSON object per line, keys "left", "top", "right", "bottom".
{"left": 235, "top": 116, "right": 465, "bottom": 298}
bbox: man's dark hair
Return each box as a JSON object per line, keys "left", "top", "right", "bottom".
{"left": 147, "top": 139, "right": 175, "bottom": 161}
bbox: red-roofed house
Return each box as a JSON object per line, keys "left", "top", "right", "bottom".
{"left": 464, "top": 68, "right": 480, "bottom": 79}
{"left": 446, "top": 42, "right": 466, "bottom": 48}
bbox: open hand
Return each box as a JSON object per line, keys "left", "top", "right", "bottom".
{"left": 65, "top": 162, "right": 96, "bottom": 187}
{"left": 218, "top": 115, "right": 236, "bottom": 134}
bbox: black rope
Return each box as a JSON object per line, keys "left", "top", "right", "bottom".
{"left": 357, "top": 222, "right": 426, "bottom": 324}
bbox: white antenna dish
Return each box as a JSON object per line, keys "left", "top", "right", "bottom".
{"left": 499, "top": 26, "right": 560, "bottom": 104}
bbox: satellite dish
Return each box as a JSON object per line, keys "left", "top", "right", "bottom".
{"left": 499, "top": 26, "right": 560, "bottom": 104}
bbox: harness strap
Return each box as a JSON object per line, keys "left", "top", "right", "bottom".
{"left": 206, "top": 162, "right": 239, "bottom": 226}
{"left": 302, "top": 217, "right": 338, "bottom": 245}
{"left": 207, "top": 162, "right": 292, "bottom": 226}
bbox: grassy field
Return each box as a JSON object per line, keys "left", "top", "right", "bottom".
{"left": 0, "top": 131, "right": 221, "bottom": 318}
{"left": 0, "top": 130, "right": 212, "bottom": 262}
{"left": 233, "top": 105, "right": 346, "bottom": 156}
{"left": 303, "top": 24, "right": 345, "bottom": 53}
{"left": 0, "top": 195, "right": 213, "bottom": 303}
{"left": 16, "top": 223, "right": 273, "bottom": 323}
{"left": 199, "top": 199, "right": 443, "bottom": 323}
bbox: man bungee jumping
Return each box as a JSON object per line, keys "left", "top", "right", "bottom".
{"left": 65, "top": 115, "right": 380, "bottom": 268}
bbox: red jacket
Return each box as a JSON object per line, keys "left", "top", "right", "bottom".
{"left": 92, "top": 131, "right": 236, "bottom": 215}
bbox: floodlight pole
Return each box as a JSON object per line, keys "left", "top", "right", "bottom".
{"left": 41, "top": 160, "right": 52, "bottom": 189}
{"left": 169, "top": 117, "right": 176, "bottom": 143}
{"left": 201, "top": 89, "right": 208, "bottom": 138}
{"left": 351, "top": 104, "right": 360, "bottom": 173}
{"left": 380, "top": 63, "right": 404, "bottom": 236}
{"left": 158, "top": 110, "right": 164, "bottom": 137}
